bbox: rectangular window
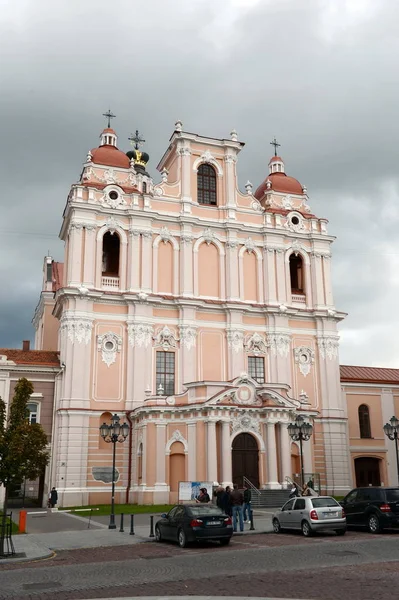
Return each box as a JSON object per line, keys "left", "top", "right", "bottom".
{"left": 156, "top": 351, "right": 175, "bottom": 396}
{"left": 27, "top": 402, "right": 38, "bottom": 424}
{"left": 248, "top": 356, "right": 265, "bottom": 384}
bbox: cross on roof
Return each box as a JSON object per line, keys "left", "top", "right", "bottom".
{"left": 270, "top": 137, "right": 281, "bottom": 156}
{"left": 102, "top": 109, "right": 116, "bottom": 128}
{"left": 128, "top": 129, "right": 145, "bottom": 150}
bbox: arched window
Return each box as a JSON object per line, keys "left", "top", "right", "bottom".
{"left": 102, "top": 231, "right": 120, "bottom": 276}
{"left": 197, "top": 163, "right": 217, "bottom": 205}
{"left": 289, "top": 254, "right": 304, "bottom": 293}
{"left": 358, "top": 404, "right": 371, "bottom": 438}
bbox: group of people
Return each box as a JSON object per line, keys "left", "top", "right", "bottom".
{"left": 289, "top": 478, "right": 316, "bottom": 499}
{"left": 213, "top": 484, "right": 252, "bottom": 533}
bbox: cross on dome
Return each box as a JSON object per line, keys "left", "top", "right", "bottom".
{"left": 129, "top": 130, "right": 146, "bottom": 150}
{"left": 102, "top": 109, "right": 116, "bottom": 128}
{"left": 270, "top": 136, "right": 281, "bottom": 157}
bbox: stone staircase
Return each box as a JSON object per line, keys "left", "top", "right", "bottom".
{"left": 250, "top": 488, "right": 291, "bottom": 509}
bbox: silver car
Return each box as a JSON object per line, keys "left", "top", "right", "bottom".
{"left": 272, "top": 496, "right": 346, "bottom": 537}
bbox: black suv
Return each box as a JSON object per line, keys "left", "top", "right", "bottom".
{"left": 341, "top": 487, "right": 399, "bottom": 533}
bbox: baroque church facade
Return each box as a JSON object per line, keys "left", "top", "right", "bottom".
{"left": 27, "top": 120, "right": 366, "bottom": 506}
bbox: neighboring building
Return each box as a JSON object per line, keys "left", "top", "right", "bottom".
{"left": 0, "top": 342, "right": 60, "bottom": 507}
{"left": 2, "top": 120, "right": 397, "bottom": 508}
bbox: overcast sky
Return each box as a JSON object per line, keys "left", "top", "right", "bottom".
{"left": 0, "top": 0, "right": 398, "bottom": 367}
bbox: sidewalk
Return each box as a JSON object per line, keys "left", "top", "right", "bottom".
{"left": 0, "top": 509, "right": 276, "bottom": 564}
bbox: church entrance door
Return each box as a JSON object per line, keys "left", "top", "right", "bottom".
{"left": 232, "top": 433, "right": 259, "bottom": 488}
{"left": 355, "top": 457, "right": 381, "bottom": 487}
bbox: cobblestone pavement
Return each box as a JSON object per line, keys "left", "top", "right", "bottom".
{"left": 1, "top": 532, "right": 398, "bottom": 600}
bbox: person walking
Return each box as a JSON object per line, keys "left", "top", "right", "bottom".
{"left": 214, "top": 486, "right": 225, "bottom": 510}
{"left": 242, "top": 484, "right": 252, "bottom": 523}
{"left": 49, "top": 487, "right": 58, "bottom": 508}
{"left": 230, "top": 484, "right": 244, "bottom": 533}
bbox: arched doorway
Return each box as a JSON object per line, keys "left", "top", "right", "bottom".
{"left": 355, "top": 457, "right": 381, "bottom": 487}
{"left": 232, "top": 433, "right": 259, "bottom": 488}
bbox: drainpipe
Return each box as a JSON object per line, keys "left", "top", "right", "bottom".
{"left": 125, "top": 411, "right": 133, "bottom": 504}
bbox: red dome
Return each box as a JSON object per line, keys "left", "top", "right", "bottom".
{"left": 255, "top": 172, "right": 303, "bottom": 199}
{"left": 91, "top": 145, "right": 130, "bottom": 169}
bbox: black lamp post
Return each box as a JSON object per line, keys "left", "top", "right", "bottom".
{"left": 383, "top": 415, "right": 399, "bottom": 483}
{"left": 99, "top": 414, "right": 129, "bottom": 529}
{"left": 287, "top": 414, "right": 313, "bottom": 487}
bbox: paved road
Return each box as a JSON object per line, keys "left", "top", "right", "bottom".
{"left": 1, "top": 531, "right": 399, "bottom": 599}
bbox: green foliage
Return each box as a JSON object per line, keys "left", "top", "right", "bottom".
{"left": 0, "top": 378, "right": 50, "bottom": 487}
{"left": 59, "top": 504, "right": 174, "bottom": 516}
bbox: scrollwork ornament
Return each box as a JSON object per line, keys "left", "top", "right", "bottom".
{"left": 153, "top": 326, "right": 178, "bottom": 350}
{"left": 317, "top": 336, "right": 339, "bottom": 360}
{"left": 294, "top": 346, "right": 315, "bottom": 377}
{"left": 179, "top": 325, "right": 197, "bottom": 351}
{"left": 97, "top": 332, "right": 122, "bottom": 367}
{"left": 267, "top": 333, "right": 291, "bottom": 357}
{"left": 61, "top": 318, "right": 93, "bottom": 345}
{"left": 127, "top": 323, "right": 153, "bottom": 348}
{"left": 227, "top": 329, "right": 244, "bottom": 353}
{"left": 245, "top": 333, "right": 268, "bottom": 356}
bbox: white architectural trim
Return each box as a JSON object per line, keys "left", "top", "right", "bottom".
{"left": 192, "top": 152, "right": 223, "bottom": 176}
{"left": 165, "top": 429, "right": 188, "bottom": 454}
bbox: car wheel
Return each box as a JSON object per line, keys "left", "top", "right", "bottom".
{"left": 219, "top": 538, "right": 230, "bottom": 546}
{"left": 335, "top": 529, "right": 346, "bottom": 536}
{"left": 301, "top": 520, "right": 313, "bottom": 537}
{"left": 273, "top": 518, "right": 281, "bottom": 533}
{"left": 155, "top": 526, "right": 162, "bottom": 542}
{"left": 178, "top": 528, "right": 188, "bottom": 548}
{"left": 368, "top": 514, "right": 382, "bottom": 534}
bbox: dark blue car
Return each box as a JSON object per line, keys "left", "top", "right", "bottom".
{"left": 155, "top": 504, "right": 233, "bottom": 548}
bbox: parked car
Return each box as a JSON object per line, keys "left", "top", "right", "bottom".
{"left": 272, "top": 496, "right": 346, "bottom": 537}
{"left": 155, "top": 504, "right": 233, "bottom": 548}
{"left": 340, "top": 487, "right": 399, "bottom": 533}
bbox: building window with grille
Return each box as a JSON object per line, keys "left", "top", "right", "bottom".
{"left": 248, "top": 356, "right": 265, "bottom": 384}
{"left": 156, "top": 351, "right": 175, "bottom": 396}
{"left": 27, "top": 403, "right": 39, "bottom": 424}
{"left": 358, "top": 404, "right": 371, "bottom": 438}
{"left": 197, "top": 163, "right": 217, "bottom": 205}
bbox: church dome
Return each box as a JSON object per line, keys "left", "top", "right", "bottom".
{"left": 90, "top": 127, "right": 130, "bottom": 169}
{"left": 254, "top": 153, "right": 304, "bottom": 199}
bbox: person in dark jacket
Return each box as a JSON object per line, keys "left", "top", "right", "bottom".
{"left": 222, "top": 486, "right": 232, "bottom": 516}
{"left": 230, "top": 484, "right": 244, "bottom": 532}
{"left": 49, "top": 487, "right": 58, "bottom": 508}
{"left": 242, "top": 484, "right": 252, "bottom": 523}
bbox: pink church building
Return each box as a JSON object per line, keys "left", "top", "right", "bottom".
{"left": 22, "top": 120, "right": 399, "bottom": 507}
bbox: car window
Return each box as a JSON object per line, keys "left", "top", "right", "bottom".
{"left": 282, "top": 499, "right": 295, "bottom": 511}
{"left": 174, "top": 507, "right": 185, "bottom": 518}
{"left": 187, "top": 506, "right": 223, "bottom": 516}
{"left": 358, "top": 488, "right": 380, "bottom": 502}
{"left": 294, "top": 499, "right": 305, "bottom": 510}
{"left": 168, "top": 507, "right": 178, "bottom": 518}
{"left": 344, "top": 490, "right": 358, "bottom": 504}
{"left": 311, "top": 498, "right": 340, "bottom": 508}
{"left": 386, "top": 489, "right": 399, "bottom": 502}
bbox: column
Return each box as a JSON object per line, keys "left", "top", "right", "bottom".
{"left": 311, "top": 253, "right": 324, "bottom": 308}
{"left": 263, "top": 247, "right": 277, "bottom": 304}
{"left": 275, "top": 250, "right": 287, "bottom": 304}
{"left": 82, "top": 225, "right": 96, "bottom": 288}
{"left": 141, "top": 231, "right": 152, "bottom": 292}
{"left": 187, "top": 422, "right": 197, "bottom": 481}
{"left": 266, "top": 422, "right": 280, "bottom": 489}
{"left": 128, "top": 229, "right": 141, "bottom": 291}
{"left": 207, "top": 420, "right": 218, "bottom": 484}
{"left": 68, "top": 224, "right": 83, "bottom": 286}
{"left": 280, "top": 422, "right": 292, "bottom": 484}
{"left": 221, "top": 419, "right": 232, "bottom": 486}
{"left": 225, "top": 242, "right": 240, "bottom": 300}
{"left": 155, "top": 424, "right": 167, "bottom": 485}
{"left": 323, "top": 255, "right": 333, "bottom": 307}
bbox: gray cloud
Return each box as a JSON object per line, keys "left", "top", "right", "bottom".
{"left": 0, "top": 0, "right": 398, "bottom": 367}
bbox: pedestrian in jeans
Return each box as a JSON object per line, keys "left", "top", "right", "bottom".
{"left": 243, "top": 484, "right": 252, "bottom": 523}
{"left": 230, "top": 484, "right": 244, "bottom": 532}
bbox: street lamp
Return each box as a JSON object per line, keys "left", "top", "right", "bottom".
{"left": 99, "top": 414, "right": 130, "bottom": 529}
{"left": 383, "top": 415, "right": 399, "bottom": 483}
{"left": 287, "top": 414, "right": 313, "bottom": 487}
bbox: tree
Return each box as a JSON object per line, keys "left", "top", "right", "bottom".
{"left": 0, "top": 378, "right": 50, "bottom": 555}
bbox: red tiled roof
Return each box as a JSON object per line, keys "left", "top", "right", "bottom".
{"left": 52, "top": 262, "right": 63, "bottom": 292}
{"left": 340, "top": 365, "right": 399, "bottom": 384}
{"left": 91, "top": 145, "right": 130, "bottom": 169}
{"left": 255, "top": 173, "right": 304, "bottom": 199}
{"left": 0, "top": 349, "right": 60, "bottom": 367}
